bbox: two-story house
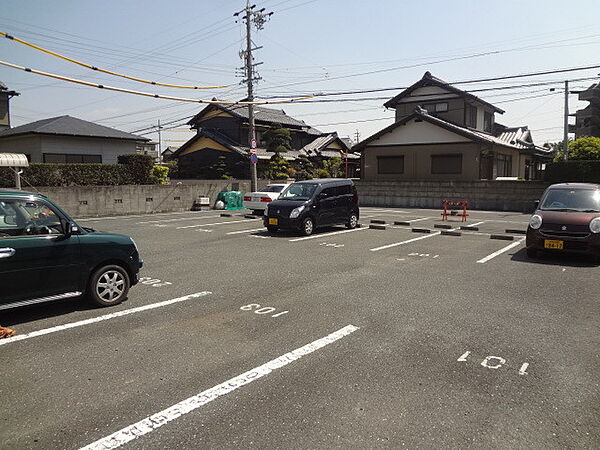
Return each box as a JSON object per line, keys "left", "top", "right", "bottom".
{"left": 355, "top": 72, "right": 552, "bottom": 181}
{"left": 170, "top": 103, "right": 358, "bottom": 179}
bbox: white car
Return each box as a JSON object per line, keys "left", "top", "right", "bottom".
{"left": 243, "top": 183, "right": 289, "bottom": 214}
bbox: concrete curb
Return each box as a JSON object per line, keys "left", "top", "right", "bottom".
{"left": 441, "top": 230, "right": 462, "bottom": 236}
{"left": 412, "top": 228, "right": 432, "bottom": 234}
{"left": 491, "top": 234, "right": 514, "bottom": 240}
{"left": 369, "top": 224, "right": 387, "bottom": 230}
{"left": 506, "top": 229, "right": 527, "bottom": 234}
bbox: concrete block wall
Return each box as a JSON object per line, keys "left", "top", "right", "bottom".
{"left": 354, "top": 180, "right": 550, "bottom": 212}
{"left": 36, "top": 179, "right": 257, "bottom": 218}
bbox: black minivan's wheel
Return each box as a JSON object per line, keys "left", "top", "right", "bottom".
{"left": 267, "top": 225, "right": 278, "bottom": 233}
{"left": 526, "top": 247, "right": 537, "bottom": 259}
{"left": 301, "top": 217, "right": 314, "bottom": 236}
{"left": 88, "top": 264, "right": 130, "bottom": 307}
{"left": 346, "top": 212, "right": 358, "bottom": 229}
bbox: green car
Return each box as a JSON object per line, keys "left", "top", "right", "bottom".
{"left": 0, "top": 190, "right": 143, "bottom": 310}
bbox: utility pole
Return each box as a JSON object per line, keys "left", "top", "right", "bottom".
{"left": 563, "top": 80, "right": 569, "bottom": 161}
{"left": 234, "top": 2, "right": 272, "bottom": 192}
{"left": 157, "top": 119, "right": 163, "bottom": 163}
{"left": 354, "top": 129, "right": 360, "bottom": 144}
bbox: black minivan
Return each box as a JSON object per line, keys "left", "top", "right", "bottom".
{"left": 263, "top": 178, "right": 359, "bottom": 235}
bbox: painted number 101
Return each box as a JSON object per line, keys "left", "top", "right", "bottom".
{"left": 240, "top": 303, "right": 289, "bottom": 318}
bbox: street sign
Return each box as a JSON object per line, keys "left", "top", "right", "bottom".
{"left": 250, "top": 138, "right": 257, "bottom": 149}
{"left": 250, "top": 153, "right": 258, "bottom": 164}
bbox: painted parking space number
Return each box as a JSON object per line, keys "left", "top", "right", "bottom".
{"left": 319, "top": 242, "right": 344, "bottom": 248}
{"left": 240, "top": 303, "right": 289, "bottom": 318}
{"left": 139, "top": 277, "right": 173, "bottom": 287}
{"left": 457, "top": 351, "right": 529, "bottom": 375}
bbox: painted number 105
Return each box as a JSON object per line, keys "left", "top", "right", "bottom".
{"left": 240, "top": 303, "right": 289, "bottom": 318}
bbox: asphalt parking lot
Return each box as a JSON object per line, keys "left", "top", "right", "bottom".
{"left": 1, "top": 206, "right": 598, "bottom": 449}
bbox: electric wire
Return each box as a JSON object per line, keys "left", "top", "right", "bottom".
{"left": 0, "top": 59, "right": 314, "bottom": 105}
{"left": 0, "top": 31, "right": 232, "bottom": 89}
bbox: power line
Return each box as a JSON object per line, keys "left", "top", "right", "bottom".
{"left": 0, "top": 31, "right": 233, "bottom": 89}
{"left": 0, "top": 59, "right": 314, "bottom": 105}
{"left": 257, "top": 74, "right": 600, "bottom": 99}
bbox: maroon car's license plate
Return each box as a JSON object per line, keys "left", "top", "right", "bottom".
{"left": 544, "top": 239, "right": 564, "bottom": 250}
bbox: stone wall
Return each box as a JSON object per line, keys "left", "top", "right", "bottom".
{"left": 354, "top": 180, "right": 550, "bottom": 212}
{"left": 35, "top": 179, "right": 257, "bottom": 218}
{"left": 30, "top": 179, "right": 548, "bottom": 218}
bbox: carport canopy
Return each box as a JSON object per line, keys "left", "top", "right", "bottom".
{"left": 0, "top": 153, "right": 29, "bottom": 167}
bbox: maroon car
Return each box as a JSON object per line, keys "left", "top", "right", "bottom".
{"left": 526, "top": 183, "right": 600, "bottom": 260}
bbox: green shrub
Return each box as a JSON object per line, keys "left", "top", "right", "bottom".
{"left": 544, "top": 160, "right": 600, "bottom": 183}
{"left": 0, "top": 163, "right": 132, "bottom": 187}
{"left": 161, "top": 161, "right": 179, "bottom": 179}
{"left": 151, "top": 165, "right": 170, "bottom": 185}
{"left": 267, "top": 154, "right": 289, "bottom": 179}
{"left": 0, "top": 154, "right": 161, "bottom": 188}
{"left": 117, "top": 154, "right": 154, "bottom": 184}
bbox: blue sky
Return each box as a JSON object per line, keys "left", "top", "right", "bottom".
{"left": 1, "top": 0, "right": 599, "bottom": 148}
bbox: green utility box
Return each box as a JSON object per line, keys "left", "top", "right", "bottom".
{"left": 216, "top": 191, "right": 244, "bottom": 210}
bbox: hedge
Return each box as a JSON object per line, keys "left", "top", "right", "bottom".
{"left": 0, "top": 154, "right": 158, "bottom": 188}
{"left": 544, "top": 160, "right": 600, "bottom": 183}
{"left": 117, "top": 154, "right": 154, "bottom": 184}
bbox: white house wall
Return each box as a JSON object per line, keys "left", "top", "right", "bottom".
{"left": 40, "top": 135, "right": 138, "bottom": 163}
{"left": 396, "top": 85, "right": 461, "bottom": 103}
{"left": 369, "top": 119, "right": 471, "bottom": 146}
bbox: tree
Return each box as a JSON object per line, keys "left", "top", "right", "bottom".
{"left": 320, "top": 157, "right": 344, "bottom": 177}
{"left": 292, "top": 155, "right": 315, "bottom": 181}
{"left": 267, "top": 153, "right": 289, "bottom": 180}
{"left": 210, "top": 156, "right": 232, "bottom": 179}
{"left": 568, "top": 136, "right": 600, "bottom": 160}
{"left": 263, "top": 124, "right": 292, "bottom": 156}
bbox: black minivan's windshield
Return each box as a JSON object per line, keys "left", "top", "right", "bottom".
{"left": 279, "top": 183, "right": 318, "bottom": 201}
{"left": 262, "top": 185, "right": 286, "bottom": 193}
{"left": 541, "top": 189, "right": 600, "bottom": 212}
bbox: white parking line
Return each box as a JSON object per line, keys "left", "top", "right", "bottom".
{"left": 408, "top": 217, "right": 430, "bottom": 223}
{"left": 370, "top": 231, "right": 443, "bottom": 252}
{"left": 176, "top": 218, "right": 257, "bottom": 229}
{"left": 80, "top": 324, "right": 359, "bottom": 450}
{"left": 0, "top": 292, "right": 212, "bottom": 347}
{"left": 77, "top": 211, "right": 211, "bottom": 222}
{"left": 476, "top": 238, "right": 525, "bottom": 263}
{"left": 226, "top": 227, "right": 265, "bottom": 235}
{"left": 361, "top": 209, "right": 409, "bottom": 214}
{"left": 289, "top": 227, "right": 369, "bottom": 242}
{"left": 138, "top": 215, "right": 222, "bottom": 224}
{"left": 469, "top": 221, "right": 486, "bottom": 227}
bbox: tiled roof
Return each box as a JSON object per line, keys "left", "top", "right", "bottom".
{"left": 0, "top": 115, "right": 148, "bottom": 141}
{"left": 173, "top": 128, "right": 358, "bottom": 161}
{"left": 494, "top": 126, "right": 533, "bottom": 149}
{"left": 188, "top": 103, "right": 321, "bottom": 133}
{"left": 301, "top": 133, "right": 353, "bottom": 155}
{"left": 354, "top": 107, "right": 551, "bottom": 157}
{"left": 225, "top": 104, "right": 308, "bottom": 128}
{"left": 383, "top": 71, "right": 505, "bottom": 114}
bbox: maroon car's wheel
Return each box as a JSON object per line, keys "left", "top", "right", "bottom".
{"left": 88, "top": 264, "right": 130, "bottom": 307}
